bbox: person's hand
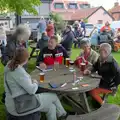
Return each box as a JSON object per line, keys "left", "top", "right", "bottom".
{"left": 39, "top": 63, "right": 47, "bottom": 70}
{"left": 84, "top": 69, "right": 91, "bottom": 75}
{"left": 81, "top": 56, "right": 87, "bottom": 63}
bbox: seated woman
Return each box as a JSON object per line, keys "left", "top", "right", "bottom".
{"left": 36, "top": 35, "right": 69, "bottom": 69}
{"left": 5, "top": 48, "right": 66, "bottom": 120}
{"left": 36, "top": 32, "right": 49, "bottom": 51}
{"left": 84, "top": 43, "right": 120, "bottom": 105}
{"left": 75, "top": 39, "right": 99, "bottom": 67}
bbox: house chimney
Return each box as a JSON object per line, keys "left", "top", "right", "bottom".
{"left": 114, "top": 2, "right": 119, "bottom": 7}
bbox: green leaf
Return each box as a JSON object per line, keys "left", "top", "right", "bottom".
{"left": 0, "top": 0, "right": 41, "bottom": 15}
{"left": 50, "top": 12, "right": 66, "bottom": 33}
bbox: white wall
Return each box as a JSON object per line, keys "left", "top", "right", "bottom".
{"left": 88, "top": 8, "right": 113, "bottom": 25}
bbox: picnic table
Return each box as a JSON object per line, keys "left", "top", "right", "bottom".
{"left": 31, "top": 65, "right": 100, "bottom": 113}
{"left": 29, "top": 43, "right": 40, "bottom": 60}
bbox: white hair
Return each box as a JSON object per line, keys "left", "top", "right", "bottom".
{"left": 80, "top": 39, "right": 91, "bottom": 47}
{"left": 100, "top": 43, "right": 112, "bottom": 55}
{"left": 13, "top": 24, "right": 31, "bottom": 42}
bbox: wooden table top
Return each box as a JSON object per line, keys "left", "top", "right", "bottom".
{"left": 30, "top": 65, "right": 100, "bottom": 93}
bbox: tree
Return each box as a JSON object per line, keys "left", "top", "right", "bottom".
{"left": 50, "top": 13, "right": 66, "bottom": 33}
{"left": 84, "top": 18, "right": 88, "bottom": 23}
{"left": 0, "top": 0, "right": 41, "bottom": 15}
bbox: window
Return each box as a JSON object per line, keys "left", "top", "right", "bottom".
{"left": 103, "top": 11, "right": 107, "bottom": 15}
{"left": 68, "top": 3, "right": 78, "bottom": 9}
{"left": 98, "top": 20, "right": 103, "bottom": 24}
{"left": 80, "top": 4, "right": 90, "bottom": 9}
{"left": 54, "top": 3, "right": 64, "bottom": 9}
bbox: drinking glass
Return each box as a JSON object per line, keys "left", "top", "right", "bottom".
{"left": 40, "top": 72, "right": 45, "bottom": 82}
{"left": 54, "top": 61, "right": 59, "bottom": 71}
{"left": 65, "top": 58, "right": 70, "bottom": 67}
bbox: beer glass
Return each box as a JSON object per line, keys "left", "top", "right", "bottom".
{"left": 40, "top": 72, "right": 45, "bottom": 82}
{"left": 66, "top": 58, "right": 70, "bottom": 67}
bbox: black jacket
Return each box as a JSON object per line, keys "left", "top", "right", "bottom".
{"left": 36, "top": 35, "right": 49, "bottom": 51}
{"left": 1, "top": 36, "right": 26, "bottom": 66}
{"left": 98, "top": 32, "right": 112, "bottom": 44}
{"left": 92, "top": 56, "right": 120, "bottom": 90}
{"left": 61, "top": 30, "right": 74, "bottom": 51}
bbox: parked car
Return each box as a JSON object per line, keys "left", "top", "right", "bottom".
{"left": 110, "top": 21, "right": 120, "bottom": 30}
{"left": 85, "top": 23, "right": 94, "bottom": 37}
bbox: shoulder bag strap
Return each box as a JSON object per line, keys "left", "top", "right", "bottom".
{"left": 4, "top": 71, "right": 12, "bottom": 95}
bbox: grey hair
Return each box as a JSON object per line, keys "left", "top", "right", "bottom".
{"left": 100, "top": 43, "right": 112, "bottom": 55}
{"left": 80, "top": 39, "right": 91, "bottom": 47}
{"left": 13, "top": 24, "right": 31, "bottom": 42}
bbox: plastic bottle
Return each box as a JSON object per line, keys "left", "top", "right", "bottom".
{"left": 73, "top": 71, "right": 76, "bottom": 83}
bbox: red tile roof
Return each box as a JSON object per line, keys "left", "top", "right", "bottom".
{"left": 109, "top": 6, "right": 120, "bottom": 13}
{"left": 109, "top": 5, "right": 120, "bottom": 20}
{"left": 53, "top": 7, "right": 99, "bottom": 20}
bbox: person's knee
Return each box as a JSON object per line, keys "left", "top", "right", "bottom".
{"left": 47, "top": 104, "right": 56, "bottom": 120}
{"left": 89, "top": 89, "right": 98, "bottom": 96}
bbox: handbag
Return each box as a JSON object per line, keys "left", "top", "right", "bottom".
{"left": 5, "top": 71, "right": 40, "bottom": 114}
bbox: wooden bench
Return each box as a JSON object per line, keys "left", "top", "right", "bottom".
{"left": 67, "top": 104, "right": 120, "bottom": 120}
{"left": 29, "top": 43, "right": 40, "bottom": 60}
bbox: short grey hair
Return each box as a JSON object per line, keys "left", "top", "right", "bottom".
{"left": 13, "top": 24, "right": 31, "bottom": 42}
{"left": 80, "top": 39, "right": 91, "bottom": 47}
{"left": 100, "top": 43, "right": 112, "bottom": 55}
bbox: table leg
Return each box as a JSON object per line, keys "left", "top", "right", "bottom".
{"left": 29, "top": 48, "right": 36, "bottom": 60}
{"left": 79, "top": 93, "right": 91, "bottom": 113}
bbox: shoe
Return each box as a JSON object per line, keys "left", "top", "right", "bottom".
{"left": 59, "top": 113, "right": 68, "bottom": 120}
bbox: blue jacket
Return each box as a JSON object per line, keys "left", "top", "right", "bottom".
{"left": 80, "top": 22, "right": 85, "bottom": 29}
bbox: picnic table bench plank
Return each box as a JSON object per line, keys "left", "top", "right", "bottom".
{"left": 66, "top": 104, "right": 120, "bottom": 120}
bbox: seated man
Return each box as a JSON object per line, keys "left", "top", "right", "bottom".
{"left": 98, "top": 29, "right": 112, "bottom": 44}
{"left": 75, "top": 39, "right": 99, "bottom": 67}
{"left": 84, "top": 43, "right": 120, "bottom": 105}
{"left": 36, "top": 35, "right": 69, "bottom": 69}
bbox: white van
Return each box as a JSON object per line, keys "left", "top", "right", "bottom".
{"left": 110, "top": 21, "right": 120, "bottom": 30}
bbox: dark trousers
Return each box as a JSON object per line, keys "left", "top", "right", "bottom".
{"left": 6, "top": 111, "right": 41, "bottom": 120}
{"left": 74, "top": 41, "right": 80, "bottom": 48}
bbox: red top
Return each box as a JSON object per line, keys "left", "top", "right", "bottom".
{"left": 46, "top": 24, "right": 54, "bottom": 38}
{"left": 100, "top": 26, "right": 111, "bottom": 32}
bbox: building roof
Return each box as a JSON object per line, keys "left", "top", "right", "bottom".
{"left": 55, "top": 6, "right": 114, "bottom": 21}
{"left": 109, "top": 6, "right": 120, "bottom": 13}
{"left": 109, "top": 2, "right": 120, "bottom": 13}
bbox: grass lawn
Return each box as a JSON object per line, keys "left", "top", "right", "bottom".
{"left": 0, "top": 48, "right": 120, "bottom": 120}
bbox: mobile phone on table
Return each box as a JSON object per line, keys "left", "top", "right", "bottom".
{"left": 49, "top": 83, "right": 59, "bottom": 88}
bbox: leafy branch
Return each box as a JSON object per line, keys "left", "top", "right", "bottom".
{"left": 0, "top": 0, "right": 41, "bottom": 15}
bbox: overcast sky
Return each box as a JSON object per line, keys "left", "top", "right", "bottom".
{"left": 81, "top": 0, "right": 119, "bottom": 10}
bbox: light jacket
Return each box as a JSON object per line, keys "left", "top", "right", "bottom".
{"left": 4, "top": 65, "right": 40, "bottom": 116}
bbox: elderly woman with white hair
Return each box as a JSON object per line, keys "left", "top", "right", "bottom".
{"left": 84, "top": 43, "right": 120, "bottom": 105}
{"left": 1, "top": 24, "right": 31, "bottom": 66}
{"left": 75, "top": 39, "right": 99, "bottom": 67}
